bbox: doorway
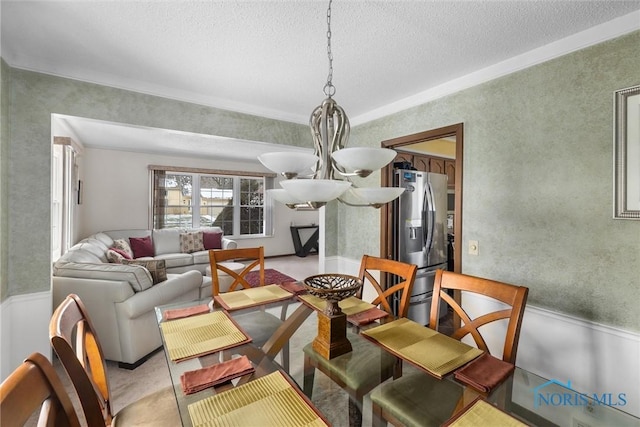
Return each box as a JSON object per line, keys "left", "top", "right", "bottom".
{"left": 379, "top": 123, "right": 463, "bottom": 273}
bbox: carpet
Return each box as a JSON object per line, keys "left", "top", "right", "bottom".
{"left": 245, "top": 268, "right": 296, "bottom": 287}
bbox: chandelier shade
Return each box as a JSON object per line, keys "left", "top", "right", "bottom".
{"left": 280, "top": 179, "right": 351, "bottom": 208}
{"left": 331, "top": 147, "right": 397, "bottom": 177}
{"left": 258, "top": 152, "right": 318, "bottom": 179}
{"left": 349, "top": 187, "right": 406, "bottom": 208}
{"left": 267, "top": 189, "right": 305, "bottom": 208}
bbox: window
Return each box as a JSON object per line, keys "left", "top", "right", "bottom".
{"left": 151, "top": 168, "right": 273, "bottom": 237}
{"left": 52, "top": 139, "right": 79, "bottom": 260}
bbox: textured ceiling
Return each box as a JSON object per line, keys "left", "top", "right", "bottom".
{"left": 2, "top": 1, "right": 640, "bottom": 159}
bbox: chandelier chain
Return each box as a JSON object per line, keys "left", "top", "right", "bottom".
{"left": 324, "top": 0, "right": 336, "bottom": 97}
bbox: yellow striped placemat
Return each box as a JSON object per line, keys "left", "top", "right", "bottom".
{"left": 443, "top": 398, "right": 527, "bottom": 426}
{"left": 361, "top": 318, "right": 483, "bottom": 378}
{"left": 160, "top": 311, "right": 251, "bottom": 362}
{"left": 214, "top": 284, "right": 294, "bottom": 311}
{"left": 299, "top": 294, "right": 374, "bottom": 315}
{"left": 187, "top": 371, "right": 329, "bottom": 427}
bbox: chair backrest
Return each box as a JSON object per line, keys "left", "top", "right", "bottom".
{"left": 357, "top": 255, "right": 418, "bottom": 318}
{"left": 49, "top": 293, "right": 113, "bottom": 426}
{"left": 429, "top": 269, "right": 529, "bottom": 363}
{"left": 209, "top": 247, "right": 265, "bottom": 295}
{"left": 0, "top": 352, "right": 81, "bottom": 427}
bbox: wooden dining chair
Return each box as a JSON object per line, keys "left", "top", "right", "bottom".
{"left": 302, "top": 255, "right": 418, "bottom": 427}
{"left": 0, "top": 352, "right": 81, "bottom": 427}
{"left": 209, "top": 246, "right": 265, "bottom": 296}
{"left": 370, "top": 269, "right": 529, "bottom": 427}
{"left": 50, "top": 293, "right": 180, "bottom": 427}
{"left": 209, "top": 246, "right": 291, "bottom": 370}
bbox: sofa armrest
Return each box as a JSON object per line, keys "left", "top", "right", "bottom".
{"left": 222, "top": 237, "right": 237, "bottom": 250}
{"left": 115, "top": 271, "right": 203, "bottom": 319}
{"left": 52, "top": 276, "right": 135, "bottom": 306}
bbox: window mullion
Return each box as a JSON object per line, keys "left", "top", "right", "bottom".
{"left": 233, "top": 177, "right": 241, "bottom": 236}
{"left": 192, "top": 173, "right": 201, "bottom": 228}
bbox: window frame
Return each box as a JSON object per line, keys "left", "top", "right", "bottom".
{"left": 149, "top": 166, "right": 275, "bottom": 238}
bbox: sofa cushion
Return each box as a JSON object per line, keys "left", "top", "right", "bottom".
{"left": 153, "top": 253, "right": 193, "bottom": 269}
{"left": 113, "top": 239, "right": 134, "bottom": 259}
{"left": 84, "top": 237, "right": 110, "bottom": 252}
{"left": 130, "top": 235, "right": 155, "bottom": 258}
{"left": 153, "top": 228, "right": 181, "bottom": 255}
{"left": 58, "top": 249, "right": 103, "bottom": 264}
{"left": 123, "top": 259, "right": 167, "bottom": 284}
{"left": 74, "top": 241, "right": 108, "bottom": 262}
{"left": 180, "top": 231, "right": 204, "bottom": 253}
{"left": 93, "top": 232, "right": 114, "bottom": 248}
{"left": 53, "top": 262, "right": 153, "bottom": 292}
{"left": 192, "top": 250, "right": 211, "bottom": 265}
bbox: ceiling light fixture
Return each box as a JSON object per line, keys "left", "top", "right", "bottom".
{"left": 259, "top": 0, "right": 403, "bottom": 209}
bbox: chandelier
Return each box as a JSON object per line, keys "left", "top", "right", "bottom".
{"left": 259, "top": 0, "right": 403, "bottom": 209}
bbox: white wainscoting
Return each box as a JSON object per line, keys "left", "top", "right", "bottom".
{"left": 464, "top": 292, "right": 640, "bottom": 419}
{"left": 326, "top": 256, "right": 640, "bottom": 418}
{"left": 0, "top": 291, "right": 52, "bottom": 381}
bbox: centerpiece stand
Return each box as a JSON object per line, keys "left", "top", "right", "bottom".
{"left": 304, "top": 274, "right": 363, "bottom": 360}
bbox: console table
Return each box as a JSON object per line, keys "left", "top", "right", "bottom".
{"left": 290, "top": 225, "right": 319, "bottom": 257}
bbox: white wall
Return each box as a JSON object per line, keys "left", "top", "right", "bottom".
{"left": 80, "top": 147, "right": 318, "bottom": 256}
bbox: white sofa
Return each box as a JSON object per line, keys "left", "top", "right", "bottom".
{"left": 52, "top": 227, "right": 238, "bottom": 368}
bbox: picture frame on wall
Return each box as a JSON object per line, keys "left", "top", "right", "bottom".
{"left": 613, "top": 85, "right": 640, "bottom": 219}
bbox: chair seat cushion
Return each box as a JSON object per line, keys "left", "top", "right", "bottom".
{"left": 233, "top": 311, "right": 283, "bottom": 346}
{"left": 303, "top": 330, "right": 397, "bottom": 391}
{"left": 370, "top": 372, "right": 463, "bottom": 427}
{"left": 112, "top": 386, "right": 180, "bottom": 427}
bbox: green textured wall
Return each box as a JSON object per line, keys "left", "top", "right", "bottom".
{"left": 0, "top": 59, "right": 9, "bottom": 302}
{"left": 3, "top": 32, "right": 639, "bottom": 331}
{"left": 335, "top": 31, "right": 640, "bottom": 331}
{"left": 4, "top": 67, "right": 308, "bottom": 297}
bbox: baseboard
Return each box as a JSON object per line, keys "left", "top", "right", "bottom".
{"left": 265, "top": 253, "right": 318, "bottom": 260}
{"left": 117, "top": 346, "right": 163, "bottom": 370}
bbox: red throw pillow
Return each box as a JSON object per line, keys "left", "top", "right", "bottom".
{"left": 203, "top": 231, "right": 223, "bottom": 250}
{"left": 110, "top": 247, "right": 132, "bottom": 260}
{"left": 129, "top": 236, "right": 154, "bottom": 258}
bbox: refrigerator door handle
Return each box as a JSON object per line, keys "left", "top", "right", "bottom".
{"left": 423, "top": 182, "right": 435, "bottom": 257}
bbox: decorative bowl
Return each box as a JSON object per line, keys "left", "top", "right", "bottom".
{"left": 303, "top": 274, "right": 363, "bottom": 315}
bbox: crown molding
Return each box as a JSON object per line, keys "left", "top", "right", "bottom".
{"left": 6, "top": 10, "right": 638, "bottom": 128}
{"left": 350, "top": 10, "right": 640, "bottom": 126}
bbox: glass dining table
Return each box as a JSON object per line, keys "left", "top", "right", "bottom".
{"left": 154, "top": 294, "right": 640, "bottom": 427}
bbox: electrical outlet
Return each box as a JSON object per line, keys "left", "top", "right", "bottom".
{"left": 468, "top": 240, "right": 479, "bottom": 255}
{"left": 583, "top": 400, "right": 600, "bottom": 418}
{"left": 572, "top": 418, "right": 591, "bottom": 427}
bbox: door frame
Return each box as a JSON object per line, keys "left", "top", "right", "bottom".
{"left": 380, "top": 123, "right": 464, "bottom": 273}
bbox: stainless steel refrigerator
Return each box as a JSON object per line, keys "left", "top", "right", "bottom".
{"left": 392, "top": 169, "right": 449, "bottom": 325}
